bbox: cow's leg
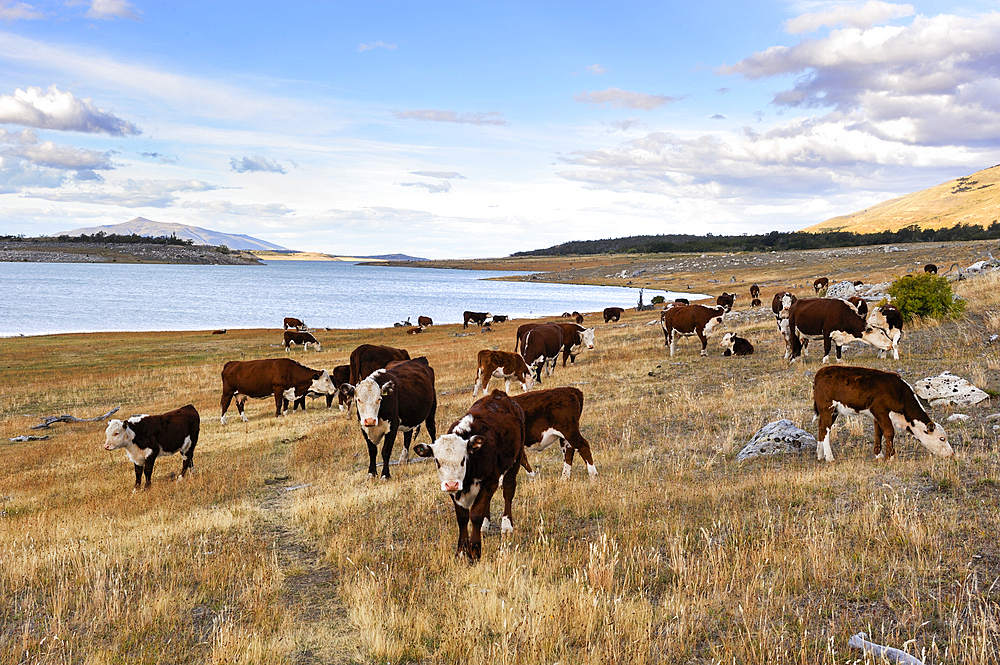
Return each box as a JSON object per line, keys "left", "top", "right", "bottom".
{"left": 872, "top": 417, "right": 884, "bottom": 459}
{"left": 662, "top": 323, "right": 670, "bottom": 346}
{"left": 561, "top": 438, "right": 575, "bottom": 480}
{"left": 518, "top": 448, "right": 535, "bottom": 479}
{"left": 453, "top": 502, "right": 471, "bottom": 559}
{"left": 379, "top": 428, "right": 398, "bottom": 479}
{"left": 473, "top": 367, "right": 484, "bottom": 396}
{"left": 399, "top": 430, "right": 412, "bottom": 465}
{"left": 220, "top": 391, "right": 235, "bottom": 425}
{"left": 141, "top": 454, "right": 156, "bottom": 490}
{"left": 500, "top": 469, "right": 517, "bottom": 534}
{"left": 817, "top": 405, "right": 837, "bottom": 461}
{"left": 834, "top": 344, "right": 843, "bottom": 361}
{"left": 571, "top": 431, "right": 597, "bottom": 478}
{"left": 132, "top": 464, "right": 143, "bottom": 491}
{"left": 697, "top": 329, "right": 709, "bottom": 356}
{"left": 562, "top": 348, "right": 570, "bottom": 367}
{"left": 874, "top": 412, "right": 896, "bottom": 460}
{"left": 362, "top": 431, "right": 379, "bottom": 478}
{"left": 821, "top": 335, "right": 833, "bottom": 363}
{"left": 272, "top": 388, "right": 284, "bottom": 418}
{"left": 180, "top": 435, "right": 197, "bottom": 480}
{"left": 234, "top": 396, "right": 249, "bottom": 423}
{"left": 325, "top": 394, "right": 334, "bottom": 409}
{"left": 669, "top": 330, "right": 678, "bottom": 357}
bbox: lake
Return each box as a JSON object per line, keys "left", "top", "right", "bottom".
{"left": 0, "top": 260, "right": 698, "bottom": 336}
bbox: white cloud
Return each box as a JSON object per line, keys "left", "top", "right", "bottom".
{"left": 392, "top": 109, "right": 507, "bottom": 126}
{"left": 785, "top": 1, "right": 914, "bottom": 34}
{"left": 0, "top": 85, "right": 140, "bottom": 135}
{"left": 409, "top": 171, "right": 465, "bottom": 179}
{"left": 0, "top": 2, "right": 43, "bottom": 21}
{"left": 358, "top": 41, "right": 397, "bottom": 52}
{"left": 0, "top": 128, "right": 114, "bottom": 170}
{"left": 25, "top": 178, "right": 219, "bottom": 208}
{"left": 86, "top": 0, "right": 139, "bottom": 21}
{"left": 585, "top": 64, "right": 607, "bottom": 75}
{"left": 399, "top": 180, "right": 452, "bottom": 194}
{"left": 179, "top": 200, "right": 293, "bottom": 216}
{"left": 229, "top": 154, "right": 287, "bottom": 174}
{"left": 574, "top": 87, "right": 681, "bottom": 110}
{"left": 607, "top": 118, "right": 643, "bottom": 132}
{"left": 0, "top": 156, "right": 63, "bottom": 192}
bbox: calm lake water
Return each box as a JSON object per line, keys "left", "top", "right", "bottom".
{"left": 0, "top": 261, "right": 696, "bottom": 336}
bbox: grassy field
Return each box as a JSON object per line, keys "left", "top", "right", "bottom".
{"left": 2, "top": 258, "right": 1000, "bottom": 664}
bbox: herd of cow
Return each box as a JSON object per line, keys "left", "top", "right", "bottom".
{"left": 103, "top": 278, "right": 954, "bottom": 560}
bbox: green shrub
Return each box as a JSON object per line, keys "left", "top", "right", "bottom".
{"left": 651, "top": 295, "right": 666, "bottom": 305}
{"left": 886, "top": 273, "right": 965, "bottom": 321}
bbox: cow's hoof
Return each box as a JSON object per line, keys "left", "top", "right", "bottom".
{"left": 526, "top": 470, "right": 537, "bottom": 480}
{"left": 500, "top": 516, "right": 513, "bottom": 534}
{"left": 240, "top": 415, "right": 249, "bottom": 423}
{"left": 587, "top": 464, "right": 598, "bottom": 477}
{"left": 220, "top": 417, "right": 227, "bottom": 425}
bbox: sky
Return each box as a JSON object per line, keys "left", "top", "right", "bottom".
{"left": 0, "top": 0, "right": 998, "bottom": 258}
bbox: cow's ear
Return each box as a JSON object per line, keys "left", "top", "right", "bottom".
{"left": 926, "top": 421, "right": 936, "bottom": 433}
{"left": 468, "top": 435, "right": 486, "bottom": 452}
{"left": 381, "top": 381, "right": 394, "bottom": 396}
{"left": 339, "top": 384, "right": 354, "bottom": 397}
{"left": 413, "top": 443, "right": 433, "bottom": 458}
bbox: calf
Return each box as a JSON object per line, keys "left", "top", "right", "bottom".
{"left": 845, "top": 296, "right": 868, "bottom": 319}
{"left": 491, "top": 315, "right": 508, "bottom": 323}
{"left": 813, "top": 277, "right": 829, "bottom": 294}
{"left": 750, "top": 298, "right": 762, "bottom": 308}
{"left": 716, "top": 292, "right": 736, "bottom": 312}
{"left": 660, "top": 304, "right": 726, "bottom": 357}
{"left": 463, "top": 310, "right": 490, "bottom": 328}
{"left": 520, "top": 322, "right": 564, "bottom": 383}
{"left": 813, "top": 365, "right": 952, "bottom": 461}
{"left": 924, "top": 263, "right": 938, "bottom": 274}
{"left": 603, "top": 307, "right": 625, "bottom": 323}
{"left": 867, "top": 304, "right": 904, "bottom": 360}
{"left": 292, "top": 364, "right": 351, "bottom": 411}
{"left": 220, "top": 358, "right": 335, "bottom": 423}
{"left": 418, "top": 315, "right": 433, "bottom": 328}
{"left": 788, "top": 298, "right": 893, "bottom": 363}
{"left": 473, "top": 349, "right": 534, "bottom": 396}
{"left": 284, "top": 330, "right": 321, "bottom": 352}
{"left": 513, "top": 387, "right": 596, "bottom": 480}
{"left": 573, "top": 311, "right": 584, "bottom": 324}
{"left": 556, "top": 322, "right": 596, "bottom": 366}
{"left": 348, "top": 357, "right": 437, "bottom": 479}
{"left": 413, "top": 390, "right": 525, "bottom": 561}
{"left": 103, "top": 404, "right": 200, "bottom": 491}
{"left": 284, "top": 317, "right": 305, "bottom": 330}
{"left": 749, "top": 284, "right": 761, "bottom": 299}
{"left": 771, "top": 291, "right": 799, "bottom": 359}
{"left": 721, "top": 332, "right": 754, "bottom": 356}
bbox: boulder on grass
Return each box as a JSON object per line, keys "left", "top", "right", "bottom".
{"left": 737, "top": 419, "right": 817, "bottom": 462}
{"left": 914, "top": 372, "right": 990, "bottom": 407}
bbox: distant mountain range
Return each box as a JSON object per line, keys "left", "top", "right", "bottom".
{"left": 59, "top": 218, "right": 290, "bottom": 251}
{"left": 803, "top": 164, "right": 1000, "bottom": 233}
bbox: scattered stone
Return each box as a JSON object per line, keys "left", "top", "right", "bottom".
{"left": 985, "top": 413, "right": 1000, "bottom": 422}
{"left": 825, "top": 281, "right": 857, "bottom": 298}
{"left": 913, "top": 372, "right": 990, "bottom": 407}
{"left": 737, "top": 419, "right": 817, "bottom": 462}
{"left": 946, "top": 414, "right": 970, "bottom": 422}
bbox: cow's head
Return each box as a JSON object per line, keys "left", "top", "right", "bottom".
{"left": 103, "top": 419, "right": 135, "bottom": 451}
{"left": 861, "top": 324, "right": 894, "bottom": 351}
{"left": 909, "top": 419, "right": 953, "bottom": 457}
{"left": 720, "top": 332, "right": 735, "bottom": 348}
{"left": 414, "top": 430, "right": 485, "bottom": 493}
{"left": 581, "top": 327, "right": 596, "bottom": 349}
{"left": 354, "top": 374, "right": 392, "bottom": 428}
{"left": 310, "top": 369, "right": 335, "bottom": 396}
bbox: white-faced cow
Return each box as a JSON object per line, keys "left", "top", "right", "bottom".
{"left": 491, "top": 315, "right": 508, "bottom": 323}
{"left": 284, "top": 330, "right": 321, "bottom": 352}
{"left": 813, "top": 365, "right": 952, "bottom": 461}
{"left": 520, "top": 322, "right": 564, "bottom": 383}
{"left": 813, "top": 277, "right": 829, "bottom": 294}
{"left": 603, "top": 307, "right": 625, "bottom": 323}
{"left": 771, "top": 291, "right": 799, "bottom": 359}
{"left": 512, "top": 387, "right": 596, "bottom": 480}
{"left": 787, "top": 298, "right": 893, "bottom": 363}
{"left": 660, "top": 304, "right": 726, "bottom": 357}
{"left": 721, "top": 332, "right": 754, "bottom": 356}
{"left": 413, "top": 390, "right": 526, "bottom": 561}
{"left": 716, "top": 293, "right": 736, "bottom": 312}
{"left": 463, "top": 311, "right": 490, "bottom": 328}
{"left": 103, "top": 404, "right": 200, "bottom": 491}
{"left": 220, "top": 358, "right": 335, "bottom": 424}
{"left": 867, "top": 304, "right": 904, "bottom": 359}
{"left": 346, "top": 357, "right": 437, "bottom": 479}
{"left": 283, "top": 317, "right": 305, "bottom": 330}
{"left": 473, "top": 350, "right": 534, "bottom": 396}
{"left": 291, "top": 364, "right": 351, "bottom": 411}
{"left": 556, "top": 322, "right": 596, "bottom": 366}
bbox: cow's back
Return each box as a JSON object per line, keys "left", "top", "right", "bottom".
{"left": 513, "top": 386, "right": 583, "bottom": 430}
{"left": 453, "top": 390, "right": 525, "bottom": 473}
{"left": 381, "top": 357, "right": 436, "bottom": 417}
{"left": 790, "top": 298, "right": 864, "bottom": 335}
{"left": 350, "top": 344, "right": 410, "bottom": 385}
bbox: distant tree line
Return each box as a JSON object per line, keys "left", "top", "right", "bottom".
{"left": 1, "top": 231, "right": 194, "bottom": 246}
{"left": 511, "top": 221, "right": 1000, "bottom": 256}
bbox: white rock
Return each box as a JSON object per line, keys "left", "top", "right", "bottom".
{"left": 737, "top": 419, "right": 817, "bottom": 462}
{"left": 946, "top": 413, "right": 970, "bottom": 422}
{"left": 826, "top": 281, "right": 857, "bottom": 298}
{"left": 914, "top": 372, "right": 990, "bottom": 407}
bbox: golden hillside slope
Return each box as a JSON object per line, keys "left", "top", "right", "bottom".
{"left": 803, "top": 164, "right": 1000, "bottom": 233}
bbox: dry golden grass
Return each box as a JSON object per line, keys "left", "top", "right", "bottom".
{"left": 3, "top": 259, "right": 1000, "bottom": 664}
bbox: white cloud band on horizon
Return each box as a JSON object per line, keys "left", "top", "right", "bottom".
{"left": 392, "top": 109, "right": 506, "bottom": 126}
{"left": 575, "top": 87, "right": 681, "bottom": 110}
{"left": 785, "top": 1, "right": 914, "bottom": 34}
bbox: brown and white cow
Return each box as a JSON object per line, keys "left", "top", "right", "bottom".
{"left": 750, "top": 298, "right": 762, "bottom": 308}
{"left": 413, "top": 390, "right": 525, "bottom": 561}
{"left": 787, "top": 298, "right": 893, "bottom": 363}
{"left": 771, "top": 291, "right": 799, "bottom": 359}
{"left": 346, "top": 357, "right": 437, "bottom": 479}
{"left": 813, "top": 277, "right": 829, "bottom": 294}
{"left": 513, "top": 322, "right": 540, "bottom": 353}
{"left": 924, "top": 263, "right": 938, "bottom": 274}
{"left": 283, "top": 330, "right": 321, "bottom": 352}
{"left": 220, "top": 358, "right": 335, "bottom": 423}
{"left": 556, "top": 322, "right": 596, "bottom": 366}
{"left": 749, "top": 284, "right": 761, "bottom": 299}
{"left": 104, "top": 404, "right": 200, "bottom": 491}
{"left": 512, "top": 387, "right": 596, "bottom": 480}
{"left": 283, "top": 317, "right": 305, "bottom": 330}
{"left": 603, "top": 307, "right": 625, "bottom": 323}
{"left": 845, "top": 296, "right": 868, "bottom": 319}
{"left": 721, "top": 332, "right": 754, "bottom": 356}
{"left": 867, "top": 304, "right": 904, "bottom": 360}
{"left": 660, "top": 304, "right": 726, "bottom": 357}
{"left": 491, "top": 315, "right": 508, "bottom": 323}
{"left": 418, "top": 315, "right": 433, "bottom": 328}
{"left": 473, "top": 349, "right": 534, "bottom": 396}
{"left": 338, "top": 344, "right": 412, "bottom": 409}
{"left": 520, "top": 322, "right": 564, "bottom": 382}
{"left": 463, "top": 311, "right": 490, "bottom": 328}
{"left": 291, "top": 364, "right": 351, "bottom": 411}
{"left": 813, "top": 365, "right": 952, "bottom": 461}
{"left": 716, "top": 292, "right": 736, "bottom": 312}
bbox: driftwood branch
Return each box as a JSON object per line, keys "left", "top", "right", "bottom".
{"left": 31, "top": 406, "right": 121, "bottom": 430}
{"left": 8, "top": 435, "right": 49, "bottom": 442}
{"left": 848, "top": 633, "right": 924, "bottom": 665}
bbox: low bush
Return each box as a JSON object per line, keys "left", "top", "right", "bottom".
{"left": 887, "top": 272, "right": 965, "bottom": 321}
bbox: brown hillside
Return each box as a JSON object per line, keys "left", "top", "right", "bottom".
{"left": 803, "top": 164, "right": 1000, "bottom": 233}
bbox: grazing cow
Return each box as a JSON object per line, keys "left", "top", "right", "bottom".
{"left": 348, "top": 357, "right": 437, "bottom": 479}
{"left": 220, "top": 358, "right": 335, "bottom": 424}
{"left": 867, "top": 304, "right": 904, "bottom": 360}
{"left": 520, "top": 322, "right": 564, "bottom": 382}
{"left": 556, "top": 322, "right": 596, "bottom": 366}
{"left": 674, "top": 298, "right": 690, "bottom": 305}
{"left": 924, "top": 263, "right": 938, "bottom": 274}
{"left": 104, "top": 404, "right": 200, "bottom": 491}
{"left": 284, "top": 330, "right": 321, "bottom": 352}
{"left": 491, "top": 315, "right": 508, "bottom": 323}
{"left": 571, "top": 311, "right": 584, "bottom": 324}
{"left": 603, "top": 307, "right": 625, "bottom": 323}
{"left": 212, "top": 329, "right": 226, "bottom": 335}
{"left": 813, "top": 365, "right": 952, "bottom": 461}
{"left": 513, "top": 387, "right": 596, "bottom": 480}
{"left": 347, "top": 344, "right": 410, "bottom": 387}
{"left": 750, "top": 298, "right": 762, "bottom": 308}
{"left": 721, "top": 332, "right": 754, "bottom": 356}
{"left": 660, "top": 304, "right": 726, "bottom": 357}
{"left": 787, "top": 298, "right": 893, "bottom": 363}
{"left": 561, "top": 312, "right": 572, "bottom": 318}
{"left": 853, "top": 280, "right": 864, "bottom": 287}
{"left": 749, "top": 284, "right": 761, "bottom": 299}
{"left": 813, "top": 277, "right": 829, "bottom": 294}
{"left": 413, "top": 390, "right": 525, "bottom": 561}
{"left": 716, "top": 293, "right": 736, "bottom": 312}
{"left": 771, "top": 291, "right": 799, "bottom": 359}
{"left": 845, "top": 296, "right": 868, "bottom": 319}
{"left": 512, "top": 322, "right": 541, "bottom": 353}
{"left": 463, "top": 311, "right": 490, "bottom": 328}
{"left": 292, "top": 364, "right": 351, "bottom": 411}
{"left": 418, "top": 315, "right": 433, "bottom": 328}
{"left": 283, "top": 317, "right": 305, "bottom": 330}
{"left": 473, "top": 349, "right": 534, "bottom": 396}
